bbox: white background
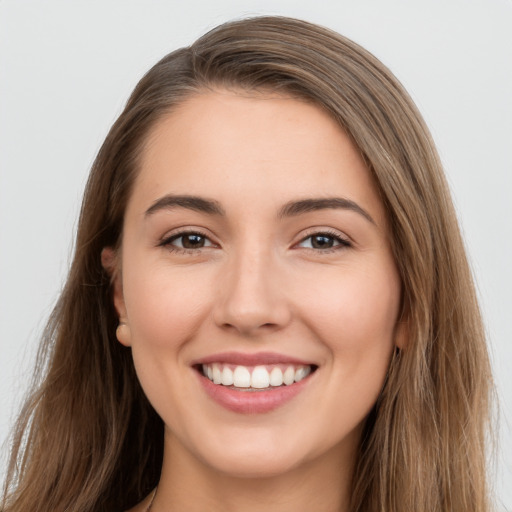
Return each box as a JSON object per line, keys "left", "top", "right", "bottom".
{"left": 0, "top": 0, "right": 511, "bottom": 509}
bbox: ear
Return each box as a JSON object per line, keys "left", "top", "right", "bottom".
{"left": 101, "top": 247, "right": 132, "bottom": 347}
{"left": 394, "top": 315, "right": 408, "bottom": 350}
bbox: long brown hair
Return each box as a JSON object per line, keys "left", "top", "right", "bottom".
{"left": 2, "top": 16, "right": 493, "bottom": 512}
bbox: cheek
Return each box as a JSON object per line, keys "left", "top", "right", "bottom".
{"left": 124, "top": 267, "right": 205, "bottom": 328}
{"left": 296, "top": 260, "right": 401, "bottom": 364}
{"left": 121, "top": 262, "right": 215, "bottom": 420}
{"left": 296, "top": 264, "right": 400, "bottom": 435}
{"left": 123, "top": 264, "right": 212, "bottom": 347}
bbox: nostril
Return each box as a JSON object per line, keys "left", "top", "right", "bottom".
{"left": 219, "top": 321, "right": 282, "bottom": 336}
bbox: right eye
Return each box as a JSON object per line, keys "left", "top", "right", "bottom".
{"left": 160, "top": 231, "right": 215, "bottom": 252}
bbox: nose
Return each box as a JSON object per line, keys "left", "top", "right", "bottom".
{"left": 213, "top": 247, "right": 292, "bottom": 336}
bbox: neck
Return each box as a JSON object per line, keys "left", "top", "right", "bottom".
{"left": 150, "top": 429, "right": 357, "bottom": 512}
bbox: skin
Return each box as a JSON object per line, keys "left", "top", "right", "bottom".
{"left": 104, "top": 90, "right": 405, "bottom": 512}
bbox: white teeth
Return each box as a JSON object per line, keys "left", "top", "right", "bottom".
{"left": 251, "top": 366, "right": 270, "bottom": 388}
{"left": 221, "top": 366, "right": 234, "bottom": 386}
{"left": 283, "top": 366, "right": 295, "bottom": 385}
{"left": 233, "top": 366, "right": 251, "bottom": 388}
{"left": 294, "top": 366, "right": 310, "bottom": 382}
{"left": 202, "top": 363, "right": 312, "bottom": 388}
{"left": 212, "top": 363, "right": 222, "bottom": 384}
{"left": 269, "top": 367, "right": 284, "bottom": 386}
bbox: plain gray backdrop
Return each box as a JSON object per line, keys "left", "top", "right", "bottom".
{"left": 1, "top": 0, "right": 511, "bottom": 509}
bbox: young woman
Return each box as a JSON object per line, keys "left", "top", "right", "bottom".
{"left": 1, "top": 16, "right": 493, "bottom": 512}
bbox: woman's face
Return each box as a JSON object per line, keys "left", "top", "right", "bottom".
{"left": 109, "top": 90, "right": 404, "bottom": 478}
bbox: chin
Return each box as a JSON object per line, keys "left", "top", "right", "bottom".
{"left": 189, "top": 427, "right": 323, "bottom": 480}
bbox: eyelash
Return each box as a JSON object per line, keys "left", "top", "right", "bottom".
{"left": 159, "top": 230, "right": 215, "bottom": 254}
{"left": 296, "top": 229, "right": 352, "bottom": 253}
{"left": 159, "top": 229, "right": 352, "bottom": 255}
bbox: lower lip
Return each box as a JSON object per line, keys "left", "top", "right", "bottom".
{"left": 197, "top": 371, "right": 313, "bottom": 414}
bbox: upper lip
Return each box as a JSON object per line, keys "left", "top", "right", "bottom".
{"left": 191, "top": 351, "right": 315, "bottom": 367}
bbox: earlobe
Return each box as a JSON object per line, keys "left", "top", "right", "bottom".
{"left": 101, "top": 247, "right": 132, "bottom": 347}
{"left": 116, "top": 321, "right": 132, "bottom": 347}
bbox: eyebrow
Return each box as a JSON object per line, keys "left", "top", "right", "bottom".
{"left": 278, "top": 197, "right": 375, "bottom": 224}
{"left": 145, "top": 195, "right": 225, "bottom": 217}
{"left": 145, "top": 194, "right": 375, "bottom": 224}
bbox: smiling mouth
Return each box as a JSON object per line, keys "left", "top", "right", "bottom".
{"left": 197, "top": 363, "right": 317, "bottom": 390}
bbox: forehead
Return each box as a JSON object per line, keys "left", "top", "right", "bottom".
{"left": 128, "top": 90, "right": 386, "bottom": 225}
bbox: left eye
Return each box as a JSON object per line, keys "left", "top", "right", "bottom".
{"left": 297, "top": 233, "right": 350, "bottom": 250}
{"left": 164, "top": 232, "right": 214, "bottom": 250}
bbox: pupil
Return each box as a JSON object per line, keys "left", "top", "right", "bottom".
{"left": 312, "top": 235, "right": 333, "bottom": 249}
{"left": 182, "top": 234, "right": 204, "bottom": 249}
